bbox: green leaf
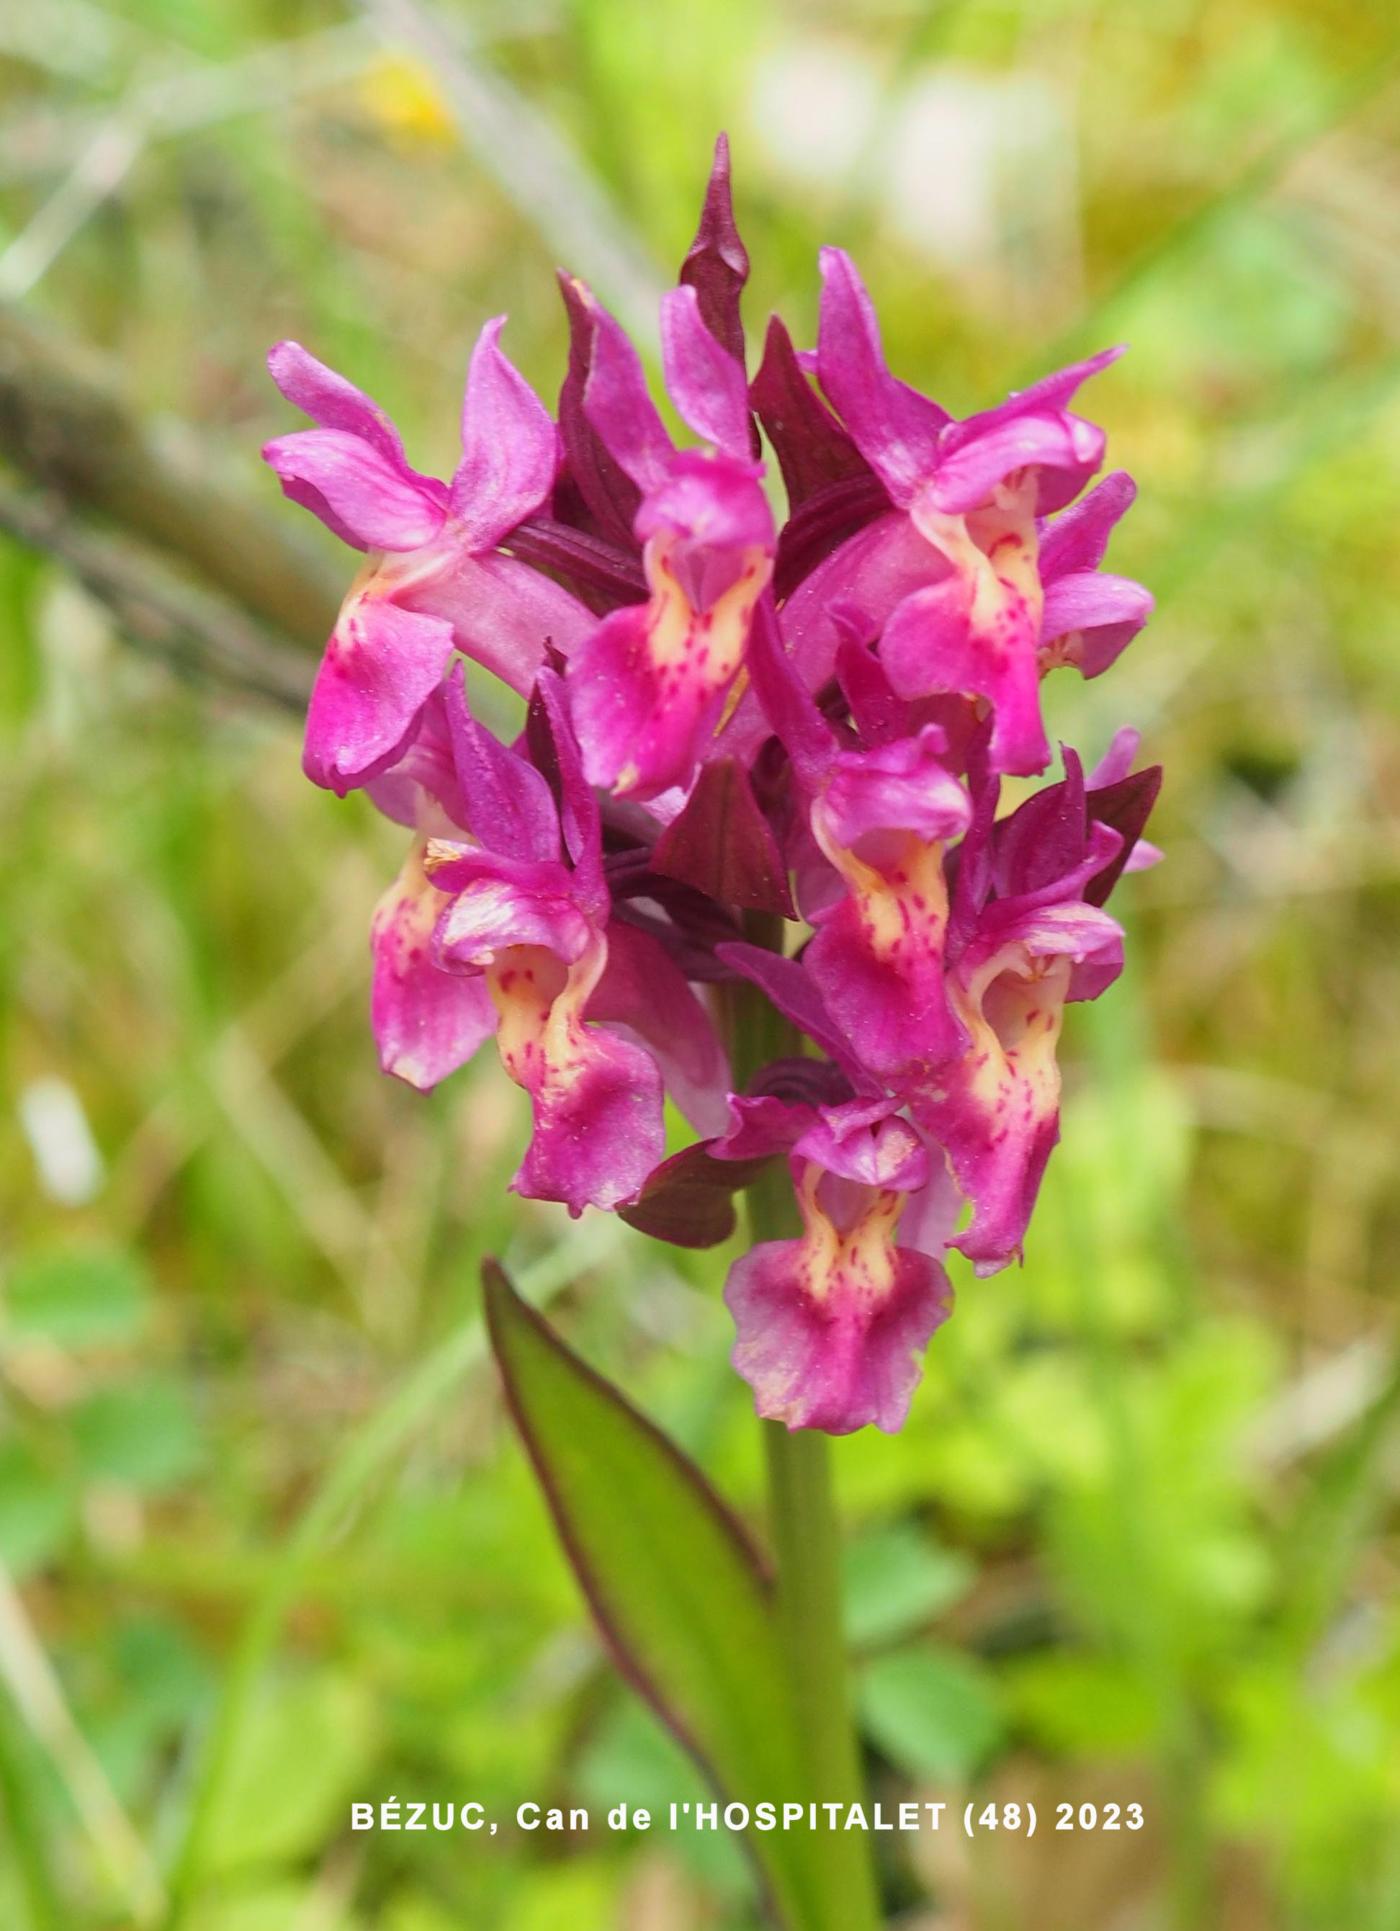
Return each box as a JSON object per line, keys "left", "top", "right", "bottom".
{"left": 203, "top": 1673, "right": 376, "bottom": 1877}
{"left": 5, "top": 1244, "right": 150, "bottom": 1347}
{"left": 0, "top": 1441, "right": 75, "bottom": 1578}
{"left": 1004, "top": 1651, "right": 1157, "bottom": 1756}
{"left": 71, "top": 1377, "right": 202, "bottom": 1490}
{"left": 483, "top": 1261, "right": 821, "bottom": 1931}
{"left": 859, "top": 1645, "right": 1005, "bottom": 1781}
{"left": 842, "top": 1526, "right": 974, "bottom": 1649}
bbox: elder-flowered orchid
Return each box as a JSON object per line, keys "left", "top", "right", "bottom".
{"left": 265, "top": 325, "right": 593, "bottom": 794}
{"left": 266, "top": 136, "right": 1160, "bottom": 1437}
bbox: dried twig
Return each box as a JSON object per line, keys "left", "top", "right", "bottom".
{"left": 0, "top": 303, "right": 339, "bottom": 651}
{"left": 0, "top": 477, "right": 311, "bottom": 712}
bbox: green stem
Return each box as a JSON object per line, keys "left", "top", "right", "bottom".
{"left": 727, "top": 950, "right": 883, "bottom": 1931}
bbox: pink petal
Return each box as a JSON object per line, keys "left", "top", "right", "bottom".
{"left": 267, "top": 341, "right": 413, "bottom": 466}
{"left": 567, "top": 472, "right": 770, "bottom": 801}
{"left": 364, "top": 690, "right": 467, "bottom": 831}
{"left": 582, "top": 305, "right": 675, "bottom": 493}
{"left": 764, "top": 512, "right": 948, "bottom": 750}
{"left": 304, "top": 596, "right": 455, "bottom": 795}
{"left": 450, "top": 317, "right": 561, "bottom": 547}
{"left": 589, "top": 920, "right": 730, "bottom": 1134}
{"left": 447, "top": 552, "right": 595, "bottom": 697}
{"left": 945, "top": 347, "right": 1124, "bottom": 447}
{"left": 793, "top": 1105, "right": 930, "bottom": 1192}
{"left": 1039, "top": 469, "right": 1137, "bottom": 580}
{"left": 1041, "top": 571, "right": 1153, "bottom": 677}
{"left": 1086, "top": 725, "right": 1142, "bottom": 790}
{"left": 442, "top": 674, "right": 561, "bottom": 864}
{"left": 880, "top": 577, "right": 1051, "bottom": 778}
{"left": 433, "top": 861, "right": 592, "bottom": 966}
{"left": 511, "top": 1022, "right": 665, "bottom": 1215}
{"left": 263, "top": 429, "right": 446, "bottom": 552}
{"left": 726, "top": 1233, "right": 951, "bottom": 1434}
{"left": 816, "top": 249, "right": 948, "bottom": 507}
{"left": 817, "top": 728, "right": 969, "bottom": 852}
{"left": 370, "top": 843, "right": 496, "bottom": 1091}
{"left": 661, "top": 284, "right": 752, "bottom": 455}
{"left": 925, "top": 412, "right": 1105, "bottom": 518}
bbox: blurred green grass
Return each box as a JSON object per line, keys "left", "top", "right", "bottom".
{"left": 2, "top": 1, "right": 1399, "bottom": 1927}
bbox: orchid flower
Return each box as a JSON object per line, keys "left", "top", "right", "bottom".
{"left": 914, "top": 744, "right": 1158, "bottom": 1272}
{"left": 745, "top": 601, "right": 971, "bottom": 1085}
{"left": 563, "top": 284, "right": 775, "bottom": 802}
{"left": 717, "top": 1093, "right": 953, "bottom": 1434}
{"left": 786, "top": 250, "right": 1147, "bottom": 777}
{"left": 264, "top": 325, "right": 593, "bottom": 794}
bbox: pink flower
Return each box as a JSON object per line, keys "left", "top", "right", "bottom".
{"left": 797, "top": 249, "right": 1143, "bottom": 776}
{"left": 564, "top": 285, "right": 775, "bottom": 801}
{"left": 715, "top": 1093, "right": 953, "bottom": 1434}
{"left": 913, "top": 748, "right": 1150, "bottom": 1272}
{"left": 265, "top": 324, "right": 592, "bottom": 794}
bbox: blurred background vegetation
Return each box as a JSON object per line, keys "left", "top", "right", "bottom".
{"left": 1, "top": 1, "right": 1399, "bottom": 1926}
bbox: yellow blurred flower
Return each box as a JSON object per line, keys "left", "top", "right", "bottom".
{"left": 359, "top": 52, "right": 455, "bottom": 150}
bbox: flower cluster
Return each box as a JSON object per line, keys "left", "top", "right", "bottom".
{"left": 265, "top": 139, "right": 1159, "bottom": 1436}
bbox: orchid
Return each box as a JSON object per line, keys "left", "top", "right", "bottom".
{"left": 266, "top": 137, "right": 1161, "bottom": 1930}
{"left": 265, "top": 133, "right": 1158, "bottom": 1429}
